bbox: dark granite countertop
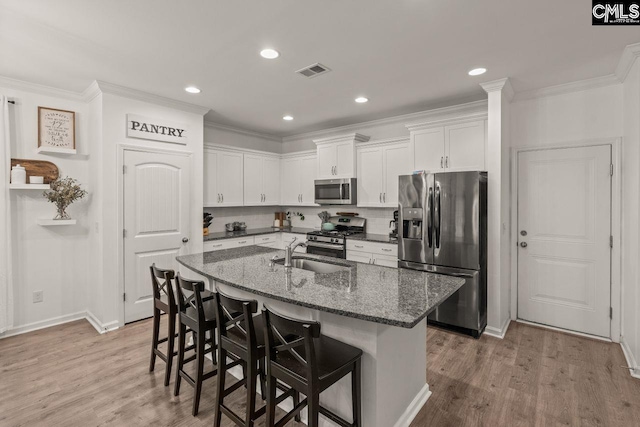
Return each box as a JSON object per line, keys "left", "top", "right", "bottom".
{"left": 177, "top": 246, "right": 463, "bottom": 328}
{"left": 347, "top": 233, "right": 398, "bottom": 245}
{"left": 204, "top": 227, "right": 316, "bottom": 242}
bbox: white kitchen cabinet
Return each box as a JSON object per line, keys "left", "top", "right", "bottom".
{"left": 346, "top": 251, "right": 373, "bottom": 264}
{"left": 204, "top": 236, "right": 255, "bottom": 252}
{"left": 255, "top": 233, "right": 280, "bottom": 248}
{"left": 314, "top": 133, "right": 369, "bottom": 179}
{"left": 280, "top": 154, "right": 318, "bottom": 206}
{"left": 204, "top": 149, "right": 244, "bottom": 207}
{"left": 357, "top": 139, "right": 412, "bottom": 207}
{"left": 411, "top": 120, "right": 486, "bottom": 173}
{"left": 346, "top": 240, "right": 398, "bottom": 267}
{"left": 244, "top": 154, "right": 280, "bottom": 206}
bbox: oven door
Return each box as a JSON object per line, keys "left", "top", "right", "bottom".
{"left": 306, "top": 242, "right": 345, "bottom": 258}
{"left": 314, "top": 178, "right": 356, "bottom": 205}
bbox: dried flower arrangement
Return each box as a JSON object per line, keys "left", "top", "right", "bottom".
{"left": 43, "top": 177, "right": 87, "bottom": 220}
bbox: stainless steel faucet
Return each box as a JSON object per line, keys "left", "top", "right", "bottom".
{"left": 284, "top": 237, "right": 307, "bottom": 267}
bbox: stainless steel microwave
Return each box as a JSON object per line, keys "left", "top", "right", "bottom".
{"left": 314, "top": 178, "right": 357, "bottom": 205}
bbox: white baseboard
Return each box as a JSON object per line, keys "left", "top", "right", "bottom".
{"left": 484, "top": 317, "right": 511, "bottom": 339}
{"left": 393, "top": 383, "right": 432, "bottom": 427}
{"left": 0, "top": 311, "right": 87, "bottom": 340}
{"left": 515, "top": 319, "right": 612, "bottom": 343}
{"left": 85, "top": 311, "right": 120, "bottom": 334}
{"left": 620, "top": 337, "right": 640, "bottom": 380}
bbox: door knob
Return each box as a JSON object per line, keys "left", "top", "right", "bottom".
{"left": 520, "top": 242, "right": 527, "bottom": 248}
{"left": 182, "top": 237, "right": 189, "bottom": 243}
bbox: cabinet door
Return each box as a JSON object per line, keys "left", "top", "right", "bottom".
{"left": 281, "top": 158, "right": 301, "bottom": 205}
{"left": 263, "top": 157, "right": 280, "bottom": 205}
{"left": 357, "top": 147, "right": 384, "bottom": 207}
{"left": 372, "top": 253, "right": 398, "bottom": 268}
{"left": 335, "top": 141, "right": 355, "bottom": 178}
{"left": 413, "top": 128, "right": 445, "bottom": 173}
{"left": 383, "top": 143, "right": 412, "bottom": 207}
{"left": 217, "top": 151, "right": 244, "bottom": 206}
{"left": 300, "top": 155, "right": 317, "bottom": 205}
{"left": 203, "top": 150, "right": 219, "bottom": 206}
{"left": 317, "top": 144, "right": 336, "bottom": 178}
{"left": 346, "top": 251, "right": 372, "bottom": 264}
{"left": 243, "top": 154, "right": 263, "bottom": 205}
{"left": 445, "top": 120, "right": 485, "bottom": 171}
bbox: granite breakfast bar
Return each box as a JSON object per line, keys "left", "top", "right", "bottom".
{"left": 177, "top": 246, "right": 464, "bottom": 427}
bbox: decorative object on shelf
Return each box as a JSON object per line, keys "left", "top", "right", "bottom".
{"left": 11, "top": 159, "right": 59, "bottom": 183}
{"left": 336, "top": 212, "right": 359, "bottom": 216}
{"left": 203, "top": 212, "right": 212, "bottom": 236}
{"left": 29, "top": 176, "right": 44, "bottom": 184}
{"left": 10, "top": 164, "right": 26, "bottom": 184}
{"left": 38, "top": 107, "right": 76, "bottom": 154}
{"left": 286, "top": 211, "right": 305, "bottom": 221}
{"left": 42, "top": 177, "right": 87, "bottom": 220}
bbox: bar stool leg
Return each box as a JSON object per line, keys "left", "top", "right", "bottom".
{"left": 352, "top": 359, "right": 362, "bottom": 427}
{"left": 265, "top": 374, "right": 277, "bottom": 427}
{"left": 174, "top": 323, "right": 186, "bottom": 397}
{"left": 293, "top": 390, "right": 301, "bottom": 422}
{"left": 192, "top": 330, "right": 206, "bottom": 416}
{"left": 245, "top": 359, "right": 258, "bottom": 427}
{"left": 164, "top": 312, "right": 176, "bottom": 387}
{"left": 214, "top": 347, "right": 227, "bottom": 427}
{"left": 149, "top": 308, "right": 161, "bottom": 372}
{"left": 308, "top": 392, "right": 320, "bottom": 427}
{"left": 257, "top": 357, "right": 267, "bottom": 399}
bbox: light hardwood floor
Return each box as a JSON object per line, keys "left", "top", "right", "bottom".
{"left": 0, "top": 318, "right": 638, "bottom": 426}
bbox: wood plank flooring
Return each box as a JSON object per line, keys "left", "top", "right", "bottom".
{"left": 0, "top": 318, "right": 639, "bottom": 426}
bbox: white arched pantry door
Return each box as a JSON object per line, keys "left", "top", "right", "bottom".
{"left": 517, "top": 145, "right": 611, "bottom": 338}
{"left": 123, "top": 149, "right": 191, "bottom": 323}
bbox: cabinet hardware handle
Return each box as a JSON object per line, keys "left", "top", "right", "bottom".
{"left": 221, "top": 194, "right": 224, "bottom": 202}
{"left": 383, "top": 193, "right": 386, "bottom": 203}
{"left": 373, "top": 259, "right": 376, "bottom": 264}
{"left": 445, "top": 156, "right": 449, "bottom": 168}
{"left": 382, "top": 248, "right": 392, "bottom": 252}
{"left": 379, "top": 193, "right": 382, "bottom": 203}
{"left": 440, "top": 157, "right": 444, "bottom": 168}
{"left": 334, "top": 166, "right": 337, "bottom": 175}
{"left": 217, "top": 194, "right": 221, "bottom": 203}
{"left": 239, "top": 240, "right": 247, "bottom": 244}
{"left": 355, "top": 245, "right": 364, "bottom": 248}
{"left": 213, "top": 244, "right": 222, "bottom": 247}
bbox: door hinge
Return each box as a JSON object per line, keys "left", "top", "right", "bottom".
{"left": 123, "top": 293, "right": 126, "bottom": 302}
{"left": 610, "top": 235, "right": 613, "bottom": 248}
{"left": 610, "top": 307, "right": 613, "bottom": 319}
{"left": 123, "top": 229, "right": 127, "bottom": 238}
{"left": 123, "top": 165, "right": 127, "bottom": 174}
{"left": 610, "top": 164, "right": 613, "bottom": 176}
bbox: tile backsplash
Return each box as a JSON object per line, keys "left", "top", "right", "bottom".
{"left": 205, "top": 205, "right": 396, "bottom": 235}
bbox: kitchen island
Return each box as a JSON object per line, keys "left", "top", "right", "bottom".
{"left": 177, "top": 246, "right": 464, "bottom": 427}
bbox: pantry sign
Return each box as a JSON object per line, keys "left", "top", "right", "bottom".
{"left": 126, "top": 114, "right": 188, "bottom": 145}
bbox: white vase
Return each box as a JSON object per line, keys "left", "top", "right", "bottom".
{"left": 11, "top": 164, "right": 26, "bottom": 184}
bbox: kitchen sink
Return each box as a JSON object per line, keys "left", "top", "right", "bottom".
{"left": 273, "top": 257, "right": 351, "bottom": 274}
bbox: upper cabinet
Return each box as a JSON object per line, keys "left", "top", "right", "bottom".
{"left": 408, "top": 118, "right": 487, "bottom": 173}
{"left": 281, "top": 153, "right": 318, "bottom": 206}
{"left": 357, "top": 138, "right": 413, "bottom": 207}
{"left": 244, "top": 154, "right": 280, "bottom": 206}
{"left": 204, "top": 148, "right": 244, "bottom": 207}
{"left": 314, "top": 133, "right": 369, "bottom": 179}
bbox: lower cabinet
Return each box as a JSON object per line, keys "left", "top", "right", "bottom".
{"left": 203, "top": 232, "right": 308, "bottom": 253}
{"left": 255, "top": 234, "right": 280, "bottom": 248}
{"left": 346, "top": 240, "right": 398, "bottom": 267}
{"left": 204, "top": 236, "right": 256, "bottom": 252}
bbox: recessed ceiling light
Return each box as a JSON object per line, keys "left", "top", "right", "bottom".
{"left": 283, "top": 115, "right": 293, "bottom": 121}
{"left": 260, "top": 48, "right": 280, "bottom": 59}
{"left": 184, "top": 86, "right": 201, "bottom": 94}
{"left": 355, "top": 97, "right": 369, "bottom": 103}
{"left": 468, "top": 68, "right": 487, "bottom": 76}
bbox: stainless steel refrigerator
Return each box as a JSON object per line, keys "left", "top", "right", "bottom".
{"left": 398, "top": 171, "right": 487, "bottom": 338}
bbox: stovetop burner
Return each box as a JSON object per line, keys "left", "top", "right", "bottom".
{"left": 307, "top": 230, "right": 363, "bottom": 238}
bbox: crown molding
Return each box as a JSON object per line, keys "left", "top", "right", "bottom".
{"left": 480, "top": 78, "right": 514, "bottom": 101}
{"left": 203, "top": 142, "right": 281, "bottom": 157}
{"left": 281, "top": 149, "right": 317, "bottom": 159}
{"left": 513, "top": 74, "right": 620, "bottom": 102}
{"left": 282, "top": 99, "right": 488, "bottom": 143}
{"left": 405, "top": 111, "right": 488, "bottom": 132}
{"left": 204, "top": 120, "right": 282, "bottom": 142}
{"left": 615, "top": 42, "right": 640, "bottom": 83}
{"left": 0, "top": 75, "right": 86, "bottom": 102}
{"left": 313, "top": 132, "right": 370, "bottom": 145}
{"left": 93, "top": 80, "right": 210, "bottom": 115}
{"left": 356, "top": 136, "right": 410, "bottom": 148}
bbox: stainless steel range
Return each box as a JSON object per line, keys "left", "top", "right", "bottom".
{"left": 306, "top": 216, "right": 366, "bottom": 258}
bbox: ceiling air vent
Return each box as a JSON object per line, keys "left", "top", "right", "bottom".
{"left": 296, "top": 63, "right": 331, "bottom": 78}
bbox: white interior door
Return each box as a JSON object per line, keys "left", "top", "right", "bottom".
{"left": 123, "top": 149, "right": 191, "bottom": 323}
{"left": 517, "top": 145, "right": 611, "bottom": 338}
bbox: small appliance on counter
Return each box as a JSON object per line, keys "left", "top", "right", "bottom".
{"left": 389, "top": 210, "right": 398, "bottom": 239}
{"left": 225, "top": 222, "right": 247, "bottom": 232}
{"left": 306, "top": 216, "right": 366, "bottom": 258}
{"left": 398, "top": 171, "right": 487, "bottom": 338}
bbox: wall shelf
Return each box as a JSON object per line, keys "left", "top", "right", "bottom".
{"left": 36, "top": 219, "right": 77, "bottom": 226}
{"left": 36, "top": 146, "right": 76, "bottom": 155}
{"left": 9, "top": 183, "right": 50, "bottom": 190}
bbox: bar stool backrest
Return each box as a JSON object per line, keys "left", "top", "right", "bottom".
{"left": 262, "top": 306, "right": 321, "bottom": 384}
{"left": 150, "top": 264, "right": 176, "bottom": 307}
{"left": 214, "top": 289, "right": 259, "bottom": 351}
{"left": 175, "top": 274, "right": 207, "bottom": 322}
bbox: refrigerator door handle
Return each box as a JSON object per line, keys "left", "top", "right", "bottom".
{"left": 434, "top": 186, "right": 441, "bottom": 248}
{"left": 427, "top": 187, "right": 433, "bottom": 248}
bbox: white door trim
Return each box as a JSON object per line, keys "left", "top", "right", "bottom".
{"left": 117, "top": 144, "right": 193, "bottom": 327}
{"left": 510, "top": 138, "right": 622, "bottom": 342}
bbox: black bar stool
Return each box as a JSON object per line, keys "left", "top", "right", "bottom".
{"left": 212, "top": 289, "right": 299, "bottom": 427}
{"left": 262, "top": 306, "right": 363, "bottom": 427}
{"left": 173, "top": 274, "right": 218, "bottom": 416}
{"left": 148, "top": 264, "right": 179, "bottom": 387}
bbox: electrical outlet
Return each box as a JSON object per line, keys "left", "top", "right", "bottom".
{"left": 33, "top": 290, "right": 43, "bottom": 303}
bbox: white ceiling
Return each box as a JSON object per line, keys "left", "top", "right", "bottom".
{"left": 0, "top": 0, "right": 638, "bottom": 138}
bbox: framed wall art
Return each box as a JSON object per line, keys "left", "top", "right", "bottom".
{"left": 37, "top": 106, "right": 76, "bottom": 154}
